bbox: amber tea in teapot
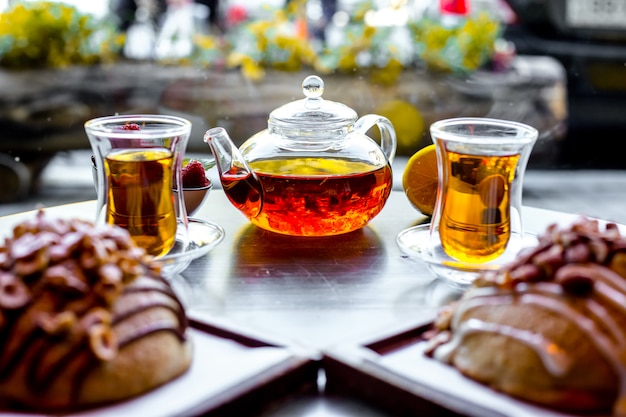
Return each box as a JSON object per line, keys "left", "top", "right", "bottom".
{"left": 205, "top": 75, "right": 397, "bottom": 237}
{"left": 238, "top": 158, "right": 392, "bottom": 236}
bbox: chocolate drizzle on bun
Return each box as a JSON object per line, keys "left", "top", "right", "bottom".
{"left": 0, "top": 211, "right": 192, "bottom": 411}
{"left": 425, "top": 218, "right": 626, "bottom": 414}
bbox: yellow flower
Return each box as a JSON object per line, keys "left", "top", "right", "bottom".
{"left": 248, "top": 20, "right": 273, "bottom": 37}
{"left": 337, "top": 53, "right": 358, "bottom": 73}
{"left": 283, "top": 0, "right": 306, "bottom": 18}
{"left": 242, "top": 59, "right": 265, "bottom": 81}
{"left": 353, "top": 1, "right": 374, "bottom": 22}
{"left": 226, "top": 51, "right": 248, "bottom": 68}
{"left": 193, "top": 34, "right": 217, "bottom": 50}
{"left": 0, "top": 1, "right": 121, "bottom": 69}
{"left": 363, "top": 25, "right": 377, "bottom": 40}
{"left": 369, "top": 57, "right": 404, "bottom": 86}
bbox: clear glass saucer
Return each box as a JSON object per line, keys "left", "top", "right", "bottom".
{"left": 158, "top": 218, "right": 225, "bottom": 277}
{"left": 396, "top": 224, "right": 538, "bottom": 286}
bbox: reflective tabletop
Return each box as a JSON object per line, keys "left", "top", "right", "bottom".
{"left": 0, "top": 191, "right": 594, "bottom": 416}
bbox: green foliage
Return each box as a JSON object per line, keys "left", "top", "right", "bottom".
{"left": 223, "top": 0, "right": 503, "bottom": 81}
{"left": 0, "top": 1, "right": 123, "bottom": 69}
{"left": 0, "top": 0, "right": 503, "bottom": 80}
{"left": 409, "top": 12, "right": 501, "bottom": 74}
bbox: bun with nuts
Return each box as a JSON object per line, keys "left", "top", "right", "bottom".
{"left": 425, "top": 217, "right": 626, "bottom": 415}
{"left": 0, "top": 211, "right": 192, "bottom": 412}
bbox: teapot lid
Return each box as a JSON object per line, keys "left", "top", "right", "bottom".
{"left": 268, "top": 75, "right": 357, "bottom": 132}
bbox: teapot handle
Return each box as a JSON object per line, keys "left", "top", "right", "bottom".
{"left": 354, "top": 114, "right": 397, "bottom": 164}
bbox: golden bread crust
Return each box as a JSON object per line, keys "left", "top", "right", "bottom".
{"left": 0, "top": 327, "right": 192, "bottom": 410}
{"left": 427, "top": 218, "right": 626, "bottom": 414}
{"left": 450, "top": 302, "right": 618, "bottom": 412}
{"left": 79, "top": 330, "right": 193, "bottom": 406}
{"left": 0, "top": 211, "right": 192, "bottom": 412}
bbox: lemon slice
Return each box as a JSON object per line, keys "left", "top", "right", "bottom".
{"left": 402, "top": 144, "right": 439, "bottom": 216}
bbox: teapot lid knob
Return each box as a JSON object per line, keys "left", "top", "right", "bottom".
{"left": 302, "top": 75, "right": 324, "bottom": 105}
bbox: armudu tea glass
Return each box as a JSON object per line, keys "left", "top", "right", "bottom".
{"left": 86, "top": 114, "right": 191, "bottom": 258}
{"left": 397, "top": 118, "right": 538, "bottom": 286}
{"left": 430, "top": 117, "right": 538, "bottom": 264}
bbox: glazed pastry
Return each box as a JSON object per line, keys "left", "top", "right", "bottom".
{"left": 425, "top": 217, "right": 626, "bottom": 414}
{"left": 0, "top": 211, "right": 192, "bottom": 411}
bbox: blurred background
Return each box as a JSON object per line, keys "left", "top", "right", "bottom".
{"left": 0, "top": 0, "right": 624, "bottom": 210}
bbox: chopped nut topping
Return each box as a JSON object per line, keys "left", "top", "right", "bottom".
{"left": 88, "top": 323, "right": 118, "bottom": 361}
{"left": 0, "top": 272, "right": 30, "bottom": 309}
{"left": 37, "top": 311, "right": 77, "bottom": 335}
{"left": 480, "top": 217, "right": 626, "bottom": 294}
{"left": 0, "top": 210, "right": 160, "bottom": 361}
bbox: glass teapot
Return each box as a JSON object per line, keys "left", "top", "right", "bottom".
{"left": 204, "top": 75, "right": 397, "bottom": 237}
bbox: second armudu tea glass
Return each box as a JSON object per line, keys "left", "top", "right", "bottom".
{"left": 85, "top": 114, "right": 191, "bottom": 258}
{"left": 430, "top": 117, "right": 538, "bottom": 264}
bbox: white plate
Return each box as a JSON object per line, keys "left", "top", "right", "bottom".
{"left": 0, "top": 324, "right": 311, "bottom": 417}
{"left": 396, "top": 224, "right": 538, "bottom": 286}
{"left": 158, "top": 218, "right": 225, "bottom": 277}
{"left": 325, "top": 323, "right": 586, "bottom": 417}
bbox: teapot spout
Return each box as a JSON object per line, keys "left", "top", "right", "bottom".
{"left": 204, "top": 127, "right": 263, "bottom": 218}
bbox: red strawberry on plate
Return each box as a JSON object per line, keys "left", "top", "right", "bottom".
{"left": 180, "top": 159, "right": 213, "bottom": 215}
{"left": 182, "top": 160, "right": 210, "bottom": 188}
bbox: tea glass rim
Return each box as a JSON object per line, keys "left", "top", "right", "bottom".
{"left": 84, "top": 114, "right": 192, "bottom": 138}
{"left": 430, "top": 117, "right": 538, "bottom": 147}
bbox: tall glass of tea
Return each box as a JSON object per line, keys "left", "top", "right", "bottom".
{"left": 86, "top": 114, "right": 191, "bottom": 258}
{"left": 429, "top": 118, "right": 538, "bottom": 264}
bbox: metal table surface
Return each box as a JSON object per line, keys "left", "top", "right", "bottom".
{"left": 0, "top": 191, "right": 597, "bottom": 416}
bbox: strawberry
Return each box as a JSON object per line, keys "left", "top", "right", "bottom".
{"left": 118, "top": 123, "right": 141, "bottom": 130}
{"left": 182, "top": 160, "right": 210, "bottom": 188}
{"left": 111, "top": 123, "right": 143, "bottom": 148}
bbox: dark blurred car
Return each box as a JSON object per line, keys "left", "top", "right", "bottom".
{"left": 502, "top": 0, "right": 626, "bottom": 168}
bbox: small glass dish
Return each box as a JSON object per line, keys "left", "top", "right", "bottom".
{"left": 174, "top": 183, "right": 212, "bottom": 216}
{"left": 158, "top": 218, "right": 225, "bottom": 277}
{"left": 396, "top": 224, "right": 538, "bottom": 286}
